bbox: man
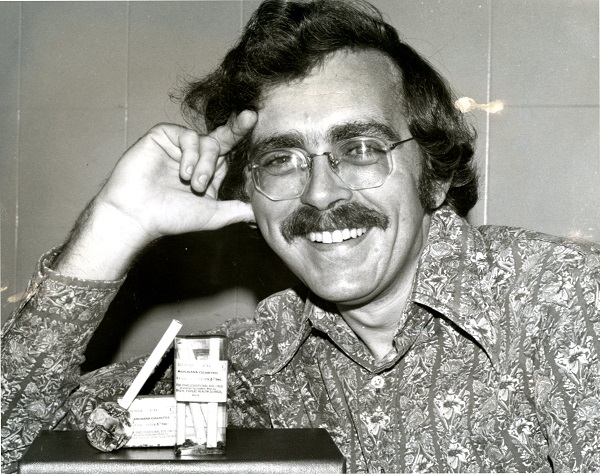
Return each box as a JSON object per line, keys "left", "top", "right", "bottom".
{"left": 2, "top": 0, "right": 599, "bottom": 472}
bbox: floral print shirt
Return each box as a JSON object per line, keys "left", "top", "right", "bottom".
{"left": 2, "top": 207, "right": 600, "bottom": 473}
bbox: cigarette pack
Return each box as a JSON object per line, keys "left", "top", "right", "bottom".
{"left": 174, "top": 335, "right": 228, "bottom": 455}
{"left": 116, "top": 395, "right": 177, "bottom": 447}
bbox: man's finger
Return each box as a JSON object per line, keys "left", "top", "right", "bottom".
{"left": 190, "top": 136, "right": 221, "bottom": 192}
{"left": 209, "top": 110, "right": 257, "bottom": 155}
{"left": 178, "top": 130, "right": 201, "bottom": 180}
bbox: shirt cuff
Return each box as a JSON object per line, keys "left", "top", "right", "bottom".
{"left": 5, "top": 247, "right": 126, "bottom": 330}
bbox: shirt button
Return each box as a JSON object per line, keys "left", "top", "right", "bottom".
{"left": 371, "top": 375, "right": 385, "bottom": 389}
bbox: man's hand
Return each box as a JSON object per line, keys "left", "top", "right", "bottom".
{"left": 54, "top": 110, "right": 257, "bottom": 280}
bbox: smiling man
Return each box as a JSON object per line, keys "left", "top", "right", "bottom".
{"left": 250, "top": 50, "right": 435, "bottom": 360}
{"left": 2, "top": 1, "right": 599, "bottom": 473}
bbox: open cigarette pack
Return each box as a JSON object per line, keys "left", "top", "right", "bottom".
{"left": 122, "top": 334, "right": 228, "bottom": 453}
{"left": 174, "top": 335, "right": 228, "bottom": 455}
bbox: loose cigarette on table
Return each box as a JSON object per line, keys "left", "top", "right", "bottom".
{"left": 120, "top": 319, "right": 183, "bottom": 410}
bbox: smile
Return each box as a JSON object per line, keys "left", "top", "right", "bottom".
{"left": 307, "top": 227, "right": 368, "bottom": 244}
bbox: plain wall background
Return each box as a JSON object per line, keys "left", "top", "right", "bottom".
{"left": 1, "top": 0, "right": 598, "bottom": 369}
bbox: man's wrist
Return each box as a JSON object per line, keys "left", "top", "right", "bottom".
{"left": 54, "top": 199, "right": 153, "bottom": 280}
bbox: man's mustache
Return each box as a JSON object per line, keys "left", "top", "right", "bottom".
{"left": 280, "top": 202, "right": 390, "bottom": 244}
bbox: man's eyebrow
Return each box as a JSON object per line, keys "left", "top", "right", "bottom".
{"left": 328, "top": 121, "right": 400, "bottom": 143}
{"left": 249, "top": 120, "right": 401, "bottom": 157}
{"left": 249, "top": 132, "right": 305, "bottom": 157}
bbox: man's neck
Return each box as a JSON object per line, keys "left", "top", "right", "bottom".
{"left": 334, "top": 211, "right": 432, "bottom": 362}
{"left": 336, "top": 266, "right": 416, "bottom": 362}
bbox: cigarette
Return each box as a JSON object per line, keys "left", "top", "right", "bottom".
{"left": 204, "top": 403, "right": 218, "bottom": 448}
{"left": 176, "top": 402, "right": 186, "bottom": 445}
{"left": 205, "top": 337, "right": 221, "bottom": 448}
{"left": 120, "top": 319, "right": 183, "bottom": 410}
{"left": 189, "top": 403, "right": 207, "bottom": 444}
{"left": 182, "top": 344, "right": 206, "bottom": 445}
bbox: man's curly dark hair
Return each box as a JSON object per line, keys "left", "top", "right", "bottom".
{"left": 178, "top": 0, "right": 478, "bottom": 217}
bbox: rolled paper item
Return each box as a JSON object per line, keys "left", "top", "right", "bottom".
{"left": 176, "top": 402, "right": 187, "bottom": 446}
{"left": 205, "top": 337, "right": 222, "bottom": 448}
{"left": 85, "top": 319, "right": 183, "bottom": 452}
{"left": 85, "top": 401, "right": 133, "bottom": 452}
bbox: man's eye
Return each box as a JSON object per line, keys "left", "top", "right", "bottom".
{"left": 264, "top": 154, "right": 293, "bottom": 167}
{"left": 341, "top": 140, "right": 386, "bottom": 162}
{"left": 258, "top": 151, "right": 300, "bottom": 174}
{"left": 346, "top": 145, "right": 370, "bottom": 156}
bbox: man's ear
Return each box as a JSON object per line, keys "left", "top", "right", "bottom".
{"left": 432, "top": 180, "right": 452, "bottom": 209}
{"left": 243, "top": 166, "right": 255, "bottom": 201}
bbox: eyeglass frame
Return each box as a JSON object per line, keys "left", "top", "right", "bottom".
{"left": 249, "top": 135, "right": 415, "bottom": 201}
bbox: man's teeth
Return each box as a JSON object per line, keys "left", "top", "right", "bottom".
{"left": 307, "top": 228, "right": 367, "bottom": 243}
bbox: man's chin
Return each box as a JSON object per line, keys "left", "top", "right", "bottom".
{"left": 308, "top": 283, "right": 379, "bottom": 308}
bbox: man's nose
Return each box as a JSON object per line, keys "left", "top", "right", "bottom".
{"left": 300, "top": 155, "right": 352, "bottom": 210}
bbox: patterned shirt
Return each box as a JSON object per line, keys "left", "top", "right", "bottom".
{"left": 2, "top": 207, "right": 600, "bottom": 473}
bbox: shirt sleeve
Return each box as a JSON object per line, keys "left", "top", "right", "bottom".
{"left": 533, "top": 244, "right": 600, "bottom": 472}
{"left": 1, "top": 248, "right": 125, "bottom": 472}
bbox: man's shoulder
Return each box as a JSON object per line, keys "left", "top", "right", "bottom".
{"left": 475, "top": 224, "right": 599, "bottom": 304}
{"left": 477, "top": 223, "right": 599, "bottom": 264}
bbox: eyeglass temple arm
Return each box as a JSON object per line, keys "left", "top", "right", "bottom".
{"left": 390, "top": 136, "right": 414, "bottom": 150}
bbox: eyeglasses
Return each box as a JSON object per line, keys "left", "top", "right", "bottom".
{"left": 250, "top": 136, "right": 414, "bottom": 201}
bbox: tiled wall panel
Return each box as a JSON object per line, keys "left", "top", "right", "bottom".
{"left": 19, "top": 2, "right": 128, "bottom": 110}
{"left": 16, "top": 107, "right": 127, "bottom": 290}
{"left": 14, "top": 3, "right": 129, "bottom": 310}
{"left": 488, "top": 0, "right": 599, "bottom": 239}
{"left": 0, "top": 106, "right": 19, "bottom": 313}
{"left": 489, "top": 108, "right": 599, "bottom": 240}
{"left": 0, "top": 3, "right": 21, "bottom": 313}
{"left": 491, "top": 0, "right": 599, "bottom": 107}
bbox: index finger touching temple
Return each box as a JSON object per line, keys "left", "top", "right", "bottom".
{"left": 210, "top": 110, "right": 258, "bottom": 155}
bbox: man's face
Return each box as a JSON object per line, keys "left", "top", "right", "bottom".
{"left": 248, "top": 49, "right": 438, "bottom": 307}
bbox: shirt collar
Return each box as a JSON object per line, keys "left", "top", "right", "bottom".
{"left": 256, "top": 207, "right": 502, "bottom": 377}
{"left": 412, "top": 207, "right": 502, "bottom": 368}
